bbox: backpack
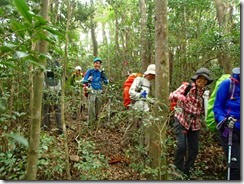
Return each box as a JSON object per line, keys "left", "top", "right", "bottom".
{"left": 205, "top": 74, "right": 234, "bottom": 132}
{"left": 123, "top": 73, "right": 143, "bottom": 108}
{"left": 169, "top": 82, "right": 192, "bottom": 112}
{"left": 44, "top": 60, "right": 61, "bottom": 90}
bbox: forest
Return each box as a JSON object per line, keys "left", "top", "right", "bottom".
{"left": 0, "top": 0, "right": 240, "bottom": 181}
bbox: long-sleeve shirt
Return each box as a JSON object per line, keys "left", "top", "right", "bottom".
{"left": 129, "top": 76, "right": 151, "bottom": 111}
{"left": 169, "top": 82, "right": 205, "bottom": 131}
{"left": 83, "top": 69, "right": 109, "bottom": 90}
{"left": 213, "top": 74, "right": 240, "bottom": 131}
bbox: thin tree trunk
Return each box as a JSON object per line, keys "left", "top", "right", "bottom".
{"left": 140, "top": 0, "right": 148, "bottom": 72}
{"left": 214, "top": 0, "right": 232, "bottom": 73}
{"left": 28, "top": 42, "right": 37, "bottom": 142}
{"left": 149, "top": 0, "right": 169, "bottom": 180}
{"left": 62, "top": 0, "right": 72, "bottom": 179}
{"left": 90, "top": 0, "right": 98, "bottom": 57}
{"left": 26, "top": 0, "right": 49, "bottom": 180}
{"left": 9, "top": 77, "right": 15, "bottom": 122}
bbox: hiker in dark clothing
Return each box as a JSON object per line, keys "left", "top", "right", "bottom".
{"left": 169, "top": 67, "right": 213, "bottom": 175}
{"left": 214, "top": 67, "right": 240, "bottom": 180}
{"left": 42, "top": 60, "right": 63, "bottom": 135}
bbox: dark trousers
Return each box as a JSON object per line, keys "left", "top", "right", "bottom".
{"left": 173, "top": 118, "right": 200, "bottom": 174}
{"left": 218, "top": 129, "right": 240, "bottom": 180}
{"left": 42, "top": 94, "right": 63, "bottom": 134}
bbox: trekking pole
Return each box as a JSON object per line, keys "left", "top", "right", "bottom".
{"left": 227, "top": 126, "right": 233, "bottom": 180}
{"left": 226, "top": 116, "right": 236, "bottom": 180}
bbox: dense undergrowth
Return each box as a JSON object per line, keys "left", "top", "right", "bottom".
{"left": 0, "top": 103, "right": 226, "bottom": 180}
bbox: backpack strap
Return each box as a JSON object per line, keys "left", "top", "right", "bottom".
{"left": 183, "top": 83, "right": 192, "bottom": 96}
{"left": 229, "top": 77, "right": 236, "bottom": 99}
{"left": 138, "top": 77, "right": 150, "bottom": 90}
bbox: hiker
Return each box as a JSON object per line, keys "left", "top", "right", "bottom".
{"left": 70, "top": 66, "right": 84, "bottom": 86}
{"left": 121, "top": 64, "right": 156, "bottom": 151}
{"left": 169, "top": 67, "right": 213, "bottom": 175}
{"left": 213, "top": 67, "right": 240, "bottom": 180}
{"left": 70, "top": 66, "right": 85, "bottom": 120}
{"left": 82, "top": 57, "right": 109, "bottom": 126}
{"left": 42, "top": 60, "right": 63, "bottom": 135}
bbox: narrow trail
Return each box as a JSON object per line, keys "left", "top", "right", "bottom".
{"left": 64, "top": 110, "right": 226, "bottom": 180}
{"left": 65, "top": 114, "right": 144, "bottom": 180}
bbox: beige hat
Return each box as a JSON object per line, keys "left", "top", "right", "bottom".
{"left": 144, "top": 64, "right": 156, "bottom": 75}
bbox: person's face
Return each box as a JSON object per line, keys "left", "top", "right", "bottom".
{"left": 93, "top": 61, "right": 101, "bottom": 70}
{"left": 196, "top": 75, "right": 208, "bottom": 88}
{"left": 146, "top": 74, "right": 155, "bottom": 80}
{"left": 76, "top": 69, "right": 81, "bottom": 75}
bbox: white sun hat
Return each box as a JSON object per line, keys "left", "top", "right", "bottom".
{"left": 144, "top": 64, "right": 156, "bottom": 75}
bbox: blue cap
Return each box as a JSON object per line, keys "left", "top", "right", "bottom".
{"left": 93, "top": 57, "right": 102, "bottom": 63}
{"left": 232, "top": 67, "right": 240, "bottom": 75}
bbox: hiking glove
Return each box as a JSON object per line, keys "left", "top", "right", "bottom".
{"left": 224, "top": 117, "right": 236, "bottom": 129}
{"left": 140, "top": 90, "right": 147, "bottom": 98}
{"left": 178, "top": 94, "right": 186, "bottom": 102}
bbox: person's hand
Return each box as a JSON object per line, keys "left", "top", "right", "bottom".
{"left": 140, "top": 90, "right": 147, "bottom": 98}
{"left": 88, "top": 76, "right": 93, "bottom": 82}
{"left": 224, "top": 117, "right": 236, "bottom": 129}
{"left": 178, "top": 94, "right": 186, "bottom": 102}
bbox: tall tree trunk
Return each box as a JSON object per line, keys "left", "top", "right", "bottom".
{"left": 28, "top": 42, "right": 37, "bottom": 142}
{"left": 140, "top": 0, "right": 148, "bottom": 71}
{"left": 91, "top": 19, "right": 98, "bottom": 57}
{"left": 214, "top": 0, "right": 232, "bottom": 73}
{"left": 62, "top": 0, "right": 72, "bottom": 179}
{"left": 149, "top": 0, "right": 169, "bottom": 180}
{"left": 25, "top": 0, "right": 49, "bottom": 180}
{"left": 90, "top": 0, "right": 98, "bottom": 57}
{"left": 114, "top": 8, "right": 120, "bottom": 58}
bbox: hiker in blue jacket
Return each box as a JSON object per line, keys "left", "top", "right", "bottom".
{"left": 83, "top": 57, "right": 109, "bottom": 127}
{"left": 213, "top": 67, "right": 240, "bottom": 180}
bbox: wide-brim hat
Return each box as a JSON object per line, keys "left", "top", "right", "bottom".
{"left": 144, "top": 64, "right": 156, "bottom": 75}
{"left": 191, "top": 67, "right": 213, "bottom": 85}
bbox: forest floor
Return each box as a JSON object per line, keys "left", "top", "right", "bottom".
{"left": 63, "top": 109, "right": 227, "bottom": 181}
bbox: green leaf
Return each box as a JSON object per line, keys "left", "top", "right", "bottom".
{"left": 0, "top": 61, "right": 17, "bottom": 69}
{"left": 31, "top": 13, "right": 48, "bottom": 27}
{"left": 0, "top": 0, "right": 10, "bottom": 6}
{"left": 1, "top": 42, "right": 18, "bottom": 53}
{"left": 13, "top": 0, "right": 32, "bottom": 23}
{"left": 13, "top": 51, "right": 29, "bottom": 59}
{"left": 1, "top": 46, "right": 13, "bottom": 52}
{"left": 3, "top": 133, "right": 29, "bottom": 147}
{"left": 11, "top": 21, "right": 27, "bottom": 38}
{"left": 27, "top": 60, "right": 45, "bottom": 71}
{"left": 43, "top": 26, "right": 64, "bottom": 37}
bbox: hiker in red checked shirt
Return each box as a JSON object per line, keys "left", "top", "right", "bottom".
{"left": 169, "top": 67, "right": 213, "bottom": 176}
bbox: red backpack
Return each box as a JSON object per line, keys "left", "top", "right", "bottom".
{"left": 123, "top": 73, "right": 143, "bottom": 108}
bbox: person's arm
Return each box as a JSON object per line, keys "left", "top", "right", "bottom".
{"left": 169, "top": 83, "right": 189, "bottom": 101}
{"left": 129, "top": 77, "right": 143, "bottom": 101}
{"left": 213, "top": 79, "right": 230, "bottom": 124}
{"left": 82, "top": 69, "right": 92, "bottom": 84}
